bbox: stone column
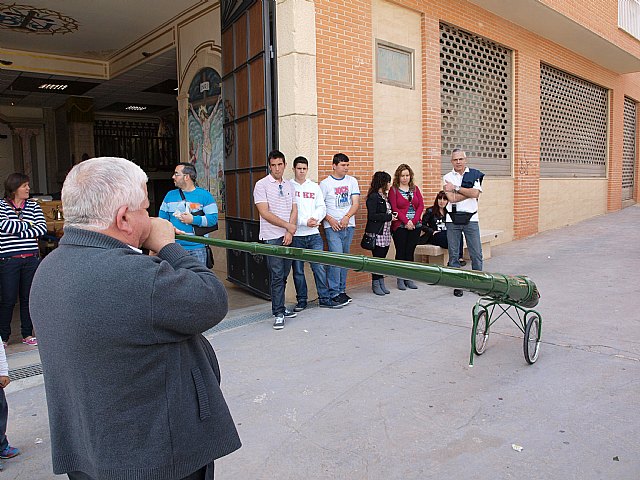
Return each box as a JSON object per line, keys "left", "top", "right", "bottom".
{"left": 12, "top": 128, "right": 40, "bottom": 177}
{"left": 275, "top": 0, "right": 319, "bottom": 180}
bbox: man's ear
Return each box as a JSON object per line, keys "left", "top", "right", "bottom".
{"left": 115, "top": 205, "right": 133, "bottom": 235}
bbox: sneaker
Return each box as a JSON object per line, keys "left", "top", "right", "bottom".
{"left": 0, "top": 446, "right": 20, "bottom": 459}
{"left": 459, "top": 259, "right": 467, "bottom": 267}
{"left": 338, "top": 293, "right": 352, "bottom": 304}
{"left": 293, "top": 302, "right": 307, "bottom": 312}
{"left": 273, "top": 315, "right": 285, "bottom": 330}
{"left": 453, "top": 289, "right": 464, "bottom": 297}
{"left": 22, "top": 337, "right": 37, "bottom": 346}
{"left": 319, "top": 299, "right": 344, "bottom": 309}
{"left": 283, "top": 309, "right": 297, "bottom": 318}
{"left": 331, "top": 295, "right": 349, "bottom": 307}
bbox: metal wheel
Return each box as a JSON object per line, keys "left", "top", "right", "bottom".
{"left": 473, "top": 309, "right": 490, "bottom": 355}
{"left": 523, "top": 313, "right": 541, "bottom": 364}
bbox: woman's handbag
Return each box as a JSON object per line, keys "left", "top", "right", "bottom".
{"left": 360, "top": 232, "right": 377, "bottom": 251}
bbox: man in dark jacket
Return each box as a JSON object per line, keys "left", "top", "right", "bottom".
{"left": 30, "top": 157, "right": 241, "bottom": 480}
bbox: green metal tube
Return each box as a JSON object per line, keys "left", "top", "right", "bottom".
{"left": 178, "top": 235, "right": 540, "bottom": 308}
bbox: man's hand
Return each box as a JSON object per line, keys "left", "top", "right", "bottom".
{"left": 327, "top": 216, "right": 342, "bottom": 231}
{"left": 283, "top": 232, "right": 293, "bottom": 246}
{"left": 338, "top": 216, "right": 350, "bottom": 229}
{"left": 142, "top": 218, "right": 175, "bottom": 254}
{"left": 178, "top": 211, "right": 194, "bottom": 225}
{"left": 0, "top": 376, "right": 9, "bottom": 388}
{"left": 444, "top": 181, "right": 456, "bottom": 193}
{"left": 307, "top": 217, "right": 319, "bottom": 228}
{"left": 286, "top": 222, "right": 297, "bottom": 236}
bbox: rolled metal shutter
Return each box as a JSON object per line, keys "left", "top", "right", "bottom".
{"left": 440, "top": 23, "right": 512, "bottom": 176}
{"left": 540, "top": 64, "right": 607, "bottom": 178}
{"left": 622, "top": 96, "right": 636, "bottom": 201}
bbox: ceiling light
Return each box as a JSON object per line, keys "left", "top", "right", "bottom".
{"left": 125, "top": 105, "right": 147, "bottom": 111}
{"left": 39, "top": 83, "right": 68, "bottom": 90}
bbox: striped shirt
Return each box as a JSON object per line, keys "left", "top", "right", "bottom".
{"left": 253, "top": 174, "right": 295, "bottom": 240}
{"left": 0, "top": 199, "right": 47, "bottom": 258}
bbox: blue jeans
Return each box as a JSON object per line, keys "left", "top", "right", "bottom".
{"left": 446, "top": 222, "right": 483, "bottom": 271}
{"left": 291, "top": 234, "right": 330, "bottom": 304}
{"left": 0, "top": 255, "right": 39, "bottom": 341}
{"left": 186, "top": 247, "right": 207, "bottom": 266}
{"left": 264, "top": 237, "right": 293, "bottom": 316}
{"left": 324, "top": 226, "right": 355, "bottom": 298}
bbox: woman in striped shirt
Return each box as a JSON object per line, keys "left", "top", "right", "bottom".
{"left": 0, "top": 173, "right": 46, "bottom": 347}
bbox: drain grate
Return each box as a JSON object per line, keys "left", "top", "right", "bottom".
{"left": 9, "top": 363, "right": 43, "bottom": 381}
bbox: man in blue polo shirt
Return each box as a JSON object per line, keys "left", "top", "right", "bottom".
{"left": 159, "top": 162, "right": 218, "bottom": 265}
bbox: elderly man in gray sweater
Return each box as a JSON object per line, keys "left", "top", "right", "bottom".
{"left": 30, "top": 157, "right": 241, "bottom": 480}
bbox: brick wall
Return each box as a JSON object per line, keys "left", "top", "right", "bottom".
{"left": 315, "top": 0, "right": 640, "bottom": 287}
{"left": 315, "top": 0, "right": 374, "bottom": 286}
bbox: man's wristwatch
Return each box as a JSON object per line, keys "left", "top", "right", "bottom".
{"left": 454, "top": 185, "right": 460, "bottom": 192}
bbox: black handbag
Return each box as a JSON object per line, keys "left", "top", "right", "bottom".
{"left": 449, "top": 205, "right": 475, "bottom": 225}
{"left": 360, "top": 232, "right": 376, "bottom": 251}
{"left": 178, "top": 190, "right": 218, "bottom": 236}
{"left": 205, "top": 246, "right": 214, "bottom": 268}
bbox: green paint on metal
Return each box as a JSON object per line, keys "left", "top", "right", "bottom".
{"left": 177, "top": 235, "right": 540, "bottom": 308}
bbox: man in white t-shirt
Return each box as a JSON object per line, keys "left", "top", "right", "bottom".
{"left": 320, "top": 153, "right": 360, "bottom": 306}
{"left": 290, "top": 157, "right": 343, "bottom": 311}
{"left": 443, "top": 148, "right": 484, "bottom": 297}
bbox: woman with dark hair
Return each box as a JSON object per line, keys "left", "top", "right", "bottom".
{"left": 365, "top": 171, "right": 395, "bottom": 296}
{"left": 418, "top": 191, "right": 466, "bottom": 265}
{"left": 419, "top": 190, "right": 449, "bottom": 248}
{"left": 389, "top": 163, "right": 424, "bottom": 290}
{"left": 0, "top": 173, "right": 46, "bottom": 347}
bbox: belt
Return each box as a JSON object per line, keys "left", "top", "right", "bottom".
{"left": 10, "top": 253, "right": 37, "bottom": 259}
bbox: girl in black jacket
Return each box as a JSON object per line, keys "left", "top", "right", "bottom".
{"left": 419, "top": 191, "right": 466, "bottom": 265}
{"left": 365, "top": 171, "right": 395, "bottom": 295}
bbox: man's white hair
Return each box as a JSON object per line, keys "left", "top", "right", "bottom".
{"left": 62, "top": 157, "right": 148, "bottom": 230}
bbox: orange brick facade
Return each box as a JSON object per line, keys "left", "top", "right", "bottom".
{"left": 315, "top": 0, "right": 374, "bottom": 286}
{"left": 314, "top": 0, "right": 640, "bottom": 288}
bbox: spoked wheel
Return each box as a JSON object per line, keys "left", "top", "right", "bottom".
{"left": 523, "top": 313, "right": 541, "bottom": 364}
{"left": 473, "top": 309, "right": 490, "bottom": 355}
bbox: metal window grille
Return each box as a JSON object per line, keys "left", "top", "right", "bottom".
{"left": 623, "top": 96, "right": 636, "bottom": 200}
{"left": 440, "top": 23, "right": 512, "bottom": 176}
{"left": 540, "top": 64, "right": 608, "bottom": 177}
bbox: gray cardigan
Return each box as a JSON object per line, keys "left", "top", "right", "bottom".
{"left": 30, "top": 227, "right": 241, "bottom": 480}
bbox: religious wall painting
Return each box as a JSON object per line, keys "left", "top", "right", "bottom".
{"left": 187, "top": 68, "right": 224, "bottom": 212}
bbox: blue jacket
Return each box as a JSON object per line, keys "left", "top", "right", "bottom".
{"left": 461, "top": 168, "right": 485, "bottom": 189}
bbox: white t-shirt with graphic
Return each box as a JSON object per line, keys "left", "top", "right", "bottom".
{"left": 320, "top": 175, "right": 360, "bottom": 228}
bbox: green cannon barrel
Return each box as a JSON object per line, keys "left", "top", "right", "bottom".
{"left": 177, "top": 235, "right": 540, "bottom": 308}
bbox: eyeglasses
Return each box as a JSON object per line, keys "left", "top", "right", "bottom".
{"left": 407, "top": 193, "right": 413, "bottom": 203}
{"left": 15, "top": 208, "right": 23, "bottom": 220}
{"left": 172, "top": 172, "right": 187, "bottom": 177}
{"left": 278, "top": 184, "right": 284, "bottom": 197}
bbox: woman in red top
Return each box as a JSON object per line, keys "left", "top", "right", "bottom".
{"left": 389, "top": 163, "right": 424, "bottom": 290}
